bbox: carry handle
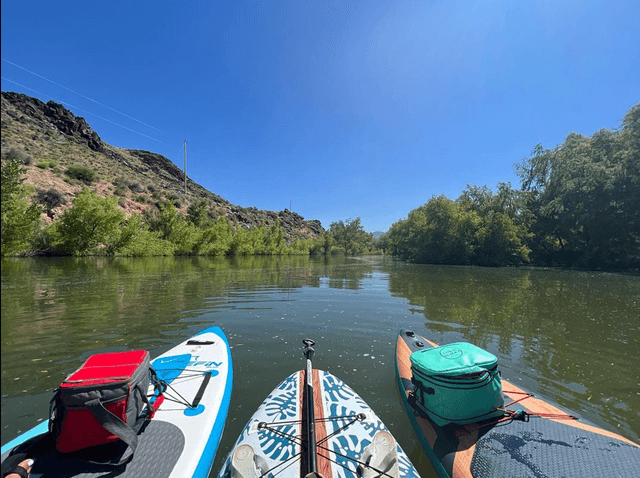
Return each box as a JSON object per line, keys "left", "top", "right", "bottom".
{"left": 85, "top": 398, "right": 138, "bottom": 466}
{"left": 83, "top": 382, "right": 156, "bottom": 466}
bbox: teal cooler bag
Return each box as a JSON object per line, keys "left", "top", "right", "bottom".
{"left": 410, "top": 342, "right": 504, "bottom": 426}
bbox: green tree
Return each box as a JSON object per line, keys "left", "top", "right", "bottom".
{"left": 1, "top": 159, "right": 41, "bottom": 255}
{"left": 458, "top": 184, "right": 531, "bottom": 266}
{"left": 401, "top": 196, "right": 477, "bottom": 264}
{"left": 56, "top": 189, "right": 125, "bottom": 255}
{"left": 146, "top": 201, "right": 198, "bottom": 255}
{"left": 265, "top": 220, "right": 286, "bottom": 254}
{"left": 329, "top": 217, "right": 372, "bottom": 255}
{"left": 250, "top": 226, "right": 267, "bottom": 254}
{"left": 230, "top": 227, "right": 255, "bottom": 255}
{"left": 109, "top": 213, "right": 175, "bottom": 256}
{"left": 472, "top": 212, "right": 531, "bottom": 266}
{"left": 196, "top": 217, "right": 232, "bottom": 256}
{"left": 516, "top": 102, "right": 640, "bottom": 269}
{"left": 384, "top": 192, "right": 530, "bottom": 267}
{"left": 321, "top": 231, "right": 335, "bottom": 255}
{"left": 187, "top": 199, "right": 211, "bottom": 228}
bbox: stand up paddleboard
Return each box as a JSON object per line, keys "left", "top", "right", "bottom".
{"left": 218, "top": 339, "right": 421, "bottom": 478}
{"left": 1, "top": 326, "right": 232, "bottom": 478}
{"left": 395, "top": 328, "right": 640, "bottom": 478}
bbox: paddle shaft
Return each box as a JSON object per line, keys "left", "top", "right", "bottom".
{"left": 303, "top": 339, "right": 317, "bottom": 476}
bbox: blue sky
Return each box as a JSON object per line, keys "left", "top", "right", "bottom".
{"left": 2, "top": 1, "right": 639, "bottom": 232}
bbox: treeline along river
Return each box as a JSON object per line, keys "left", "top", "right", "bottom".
{"left": 1, "top": 255, "right": 638, "bottom": 476}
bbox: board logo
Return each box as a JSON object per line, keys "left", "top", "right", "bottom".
{"left": 190, "top": 359, "right": 222, "bottom": 368}
{"left": 439, "top": 347, "right": 462, "bottom": 359}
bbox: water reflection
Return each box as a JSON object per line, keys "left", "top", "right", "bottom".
{"left": 2, "top": 256, "right": 638, "bottom": 467}
{"left": 0, "top": 256, "right": 377, "bottom": 396}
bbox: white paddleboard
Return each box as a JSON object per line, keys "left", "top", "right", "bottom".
{"left": 218, "top": 368, "right": 421, "bottom": 478}
{"left": 1, "top": 326, "right": 233, "bottom": 478}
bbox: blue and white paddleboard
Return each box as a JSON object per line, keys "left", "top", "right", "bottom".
{"left": 218, "top": 368, "right": 421, "bottom": 478}
{"left": 1, "top": 326, "right": 233, "bottom": 478}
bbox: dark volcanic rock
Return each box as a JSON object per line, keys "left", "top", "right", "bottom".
{"left": 3, "top": 92, "right": 103, "bottom": 151}
{"left": 44, "top": 101, "right": 103, "bottom": 151}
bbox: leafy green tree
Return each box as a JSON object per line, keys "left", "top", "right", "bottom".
{"left": 321, "top": 231, "right": 335, "bottom": 255}
{"left": 109, "top": 213, "right": 175, "bottom": 256}
{"left": 402, "top": 196, "right": 477, "bottom": 264}
{"left": 146, "top": 201, "right": 198, "bottom": 255}
{"left": 613, "top": 103, "right": 640, "bottom": 267}
{"left": 472, "top": 212, "right": 531, "bottom": 266}
{"left": 516, "top": 102, "right": 640, "bottom": 269}
{"left": 1, "top": 159, "right": 41, "bottom": 255}
{"left": 265, "top": 220, "right": 286, "bottom": 254}
{"left": 229, "top": 227, "right": 255, "bottom": 255}
{"left": 329, "top": 217, "right": 372, "bottom": 255}
{"left": 384, "top": 192, "right": 530, "bottom": 266}
{"left": 56, "top": 189, "right": 125, "bottom": 255}
{"left": 187, "top": 199, "right": 211, "bottom": 228}
{"left": 250, "top": 226, "right": 267, "bottom": 254}
{"left": 458, "top": 184, "right": 531, "bottom": 266}
{"left": 196, "top": 217, "right": 232, "bottom": 256}
{"left": 291, "top": 238, "right": 310, "bottom": 254}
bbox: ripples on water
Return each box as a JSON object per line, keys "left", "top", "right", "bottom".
{"left": 2, "top": 256, "right": 638, "bottom": 476}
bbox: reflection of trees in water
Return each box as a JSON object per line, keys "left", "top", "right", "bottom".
{"left": 384, "top": 264, "right": 536, "bottom": 351}
{"left": 1, "top": 255, "right": 376, "bottom": 396}
{"left": 2, "top": 256, "right": 375, "bottom": 331}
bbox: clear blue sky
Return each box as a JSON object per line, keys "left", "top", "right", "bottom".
{"left": 2, "top": 1, "right": 639, "bottom": 232}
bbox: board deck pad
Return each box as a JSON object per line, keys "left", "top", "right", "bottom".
{"left": 218, "top": 369, "right": 421, "bottom": 478}
{"left": 395, "top": 328, "right": 640, "bottom": 478}
{"left": 1, "top": 326, "right": 232, "bottom": 478}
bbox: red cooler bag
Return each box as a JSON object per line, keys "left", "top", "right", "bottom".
{"left": 49, "top": 350, "right": 162, "bottom": 461}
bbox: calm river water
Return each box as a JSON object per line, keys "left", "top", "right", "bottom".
{"left": 1, "top": 255, "right": 639, "bottom": 477}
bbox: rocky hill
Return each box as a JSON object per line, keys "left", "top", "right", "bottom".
{"left": 1, "top": 92, "right": 323, "bottom": 242}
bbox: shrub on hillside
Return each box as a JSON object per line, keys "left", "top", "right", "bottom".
{"left": 36, "top": 188, "right": 66, "bottom": 212}
{"left": 3, "top": 147, "right": 32, "bottom": 165}
{"left": 65, "top": 165, "right": 97, "bottom": 185}
{"left": 112, "top": 176, "right": 128, "bottom": 188}
{"left": 128, "top": 181, "right": 145, "bottom": 193}
{"left": 36, "top": 159, "right": 57, "bottom": 169}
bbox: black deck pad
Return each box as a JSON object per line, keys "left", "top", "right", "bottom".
{"left": 470, "top": 418, "right": 640, "bottom": 478}
{"left": 3, "top": 420, "right": 185, "bottom": 478}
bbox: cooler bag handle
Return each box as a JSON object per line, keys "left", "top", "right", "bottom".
{"left": 84, "top": 382, "right": 155, "bottom": 465}
{"left": 85, "top": 398, "right": 139, "bottom": 465}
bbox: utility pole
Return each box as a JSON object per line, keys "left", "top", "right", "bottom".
{"left": 184, "top": 140, "right": 187, "bottom": 196}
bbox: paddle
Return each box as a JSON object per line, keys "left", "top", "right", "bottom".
{"left": 302, "top": 338, "right": 317, "bottom": 478}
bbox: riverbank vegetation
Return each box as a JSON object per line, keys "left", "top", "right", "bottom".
{"left": 1, "top": 166, "right": 375, "bottom": 257}
{"left": 2, "top": 102, "right": 637, "bottom": 270}
{"left": 381, "top": 102, "right": 639, "bottom": 271}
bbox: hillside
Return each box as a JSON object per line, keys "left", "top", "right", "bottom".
{"left": 1, "top": 91, "right": 323, "bottom": 243}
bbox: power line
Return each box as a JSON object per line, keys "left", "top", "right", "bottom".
{"left": 1, "top": 77, "right": 163, "bottom": 144}
{"left": 1, "top": 58, "right": 161, "bottom": 132}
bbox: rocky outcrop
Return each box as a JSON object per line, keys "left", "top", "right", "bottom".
{"left": 2, "top": 92, "right": 103, "bottom": 151}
